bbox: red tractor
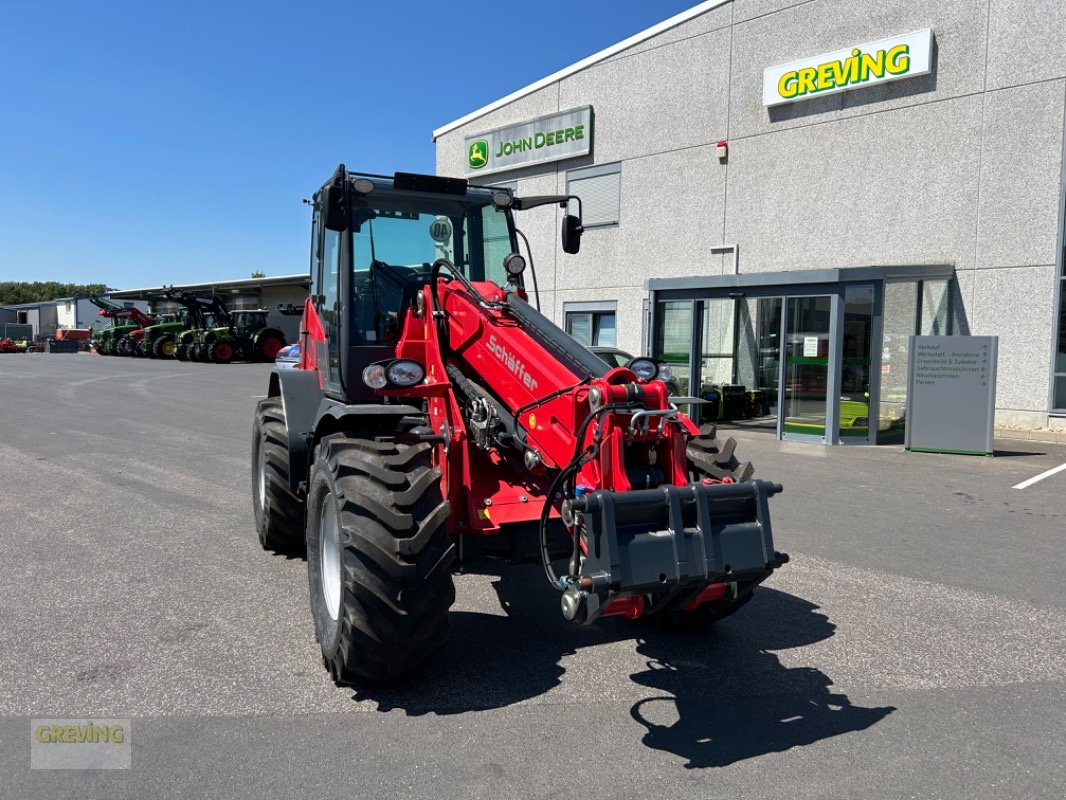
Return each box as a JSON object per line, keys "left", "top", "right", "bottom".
{"left": 252, "top": 167, "right": 787, "bottom": 684}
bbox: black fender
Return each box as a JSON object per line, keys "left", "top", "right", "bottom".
{"left": 268, "top": 369, "right": 421, "bottom": 494}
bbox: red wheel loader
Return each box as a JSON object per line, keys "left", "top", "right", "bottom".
{"left": 252, "top": 167, "right": 788, "bottom": 684}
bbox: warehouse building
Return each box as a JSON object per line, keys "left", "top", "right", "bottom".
{"left": 434, "top": 0, "right": 1066, "bottom": 443}
{"left": 108, "top": 274, "right": 310, "bottom": 344}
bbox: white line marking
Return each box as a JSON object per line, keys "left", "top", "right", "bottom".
{"left": 1013, "top": 462, "right": 1066, "bottom": 490}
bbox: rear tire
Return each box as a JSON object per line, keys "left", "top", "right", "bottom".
{"left": 175, "top": 342, "right": 189, "bottom": 361}
{"left": 252, "top": 398, "right": 304, "bottom": 553}
{"left": 306, "top": 433, "right": 455, "bottom": 684}
{"left": 257, "top": 334, "right": 284, "bottom": 362}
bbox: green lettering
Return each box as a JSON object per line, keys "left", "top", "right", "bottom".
{"left": 564, "top": 127, "right": 575, "bottom": 142}
{"left": 533, "top": 131, "right": 545, "bottom": 148}
{"left": 545, "top": 131, "right": 555, "bottom": 146}
{"left": 574, "top": 125, "right": 584, "bottom": 140}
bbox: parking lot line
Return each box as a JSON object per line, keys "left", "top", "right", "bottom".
{"left": 1012, "top": 462, "right": 1066, "bottom": 490}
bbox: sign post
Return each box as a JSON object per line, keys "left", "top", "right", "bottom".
{"left": 905, "top": 336, "right": 998, "bottom": 456}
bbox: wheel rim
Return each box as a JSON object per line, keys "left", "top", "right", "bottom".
{"left": 261, "top": 337, "right": 282, "bottom": 359}
{"left": 320, "top": 494, "right": 341, "bottom": 621}
{"left": 162, "top": 340, "right": 175, "bottom": 357}
{"left": 217, "top": 343, "right": 232, "bottom": 361}
{"left": 256, "top": 435, "right": 267, "bottom": 514}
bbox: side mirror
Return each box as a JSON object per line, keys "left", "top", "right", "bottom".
{"left": 322, "top": 163, "right": 348, "bottom": 232}
{"left": 322, "top": 183, "right": 347, "bottom": 232}
{"left": 561, "top": 214, "right": 583, "bottom": 255}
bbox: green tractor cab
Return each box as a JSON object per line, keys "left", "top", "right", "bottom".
{"left": 198, "top": 309, "right": 287, "bottom": 364}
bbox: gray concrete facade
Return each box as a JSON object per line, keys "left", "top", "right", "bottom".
{"left": 435, "top": 0, "right": 1066, "bottom": 428}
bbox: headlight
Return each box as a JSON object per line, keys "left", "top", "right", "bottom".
{"left": 627, "top": 358, "right": 658, "bottom": 381}
{"left": 657, "top": 364, "right": 672, "bottom": 381}
{"left": 385, "top": 359, "right": 425, "bottom": 387}
{"left": 362, "top": 364, "right": 388, "bottom": 389}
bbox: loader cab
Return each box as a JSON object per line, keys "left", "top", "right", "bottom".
{"left": 309, "top": 169, "right": 523, "bottom": 403}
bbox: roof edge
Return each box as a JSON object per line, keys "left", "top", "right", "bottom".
{"left": 431, "top": 0, "right": 730, "bottom": 141}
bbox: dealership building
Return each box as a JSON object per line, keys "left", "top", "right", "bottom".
{"left": 434, "top": 0, "right": 1066, "bottom": 443}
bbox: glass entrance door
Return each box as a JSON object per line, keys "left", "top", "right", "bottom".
{"left": 783, "top": 295, "right": 832, "bottom": 440}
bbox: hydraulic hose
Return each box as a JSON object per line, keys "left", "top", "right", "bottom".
{"left": 538, "top": 403, "right": 635, "bottom": 590}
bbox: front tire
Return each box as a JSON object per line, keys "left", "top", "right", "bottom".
{"left": 306, "top": 434, "right": 455, "bottom": 684}
{"left": 210, "top": 340, "right": 234, "bottom": 364}
{"left": 252, "top": 398, "right": 304, "bottom": 553}
{"left": 154, "top": 336, "right": 176, "bottom": 358}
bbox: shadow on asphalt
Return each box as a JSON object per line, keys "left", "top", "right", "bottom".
{"left": 349, "top": 563, "right": 895, "bottom": 766}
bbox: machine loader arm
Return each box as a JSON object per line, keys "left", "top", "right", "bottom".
{"left": 377, "top": 260, "right": 787, "bottom": 623}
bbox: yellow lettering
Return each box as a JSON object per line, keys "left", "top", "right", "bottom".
{"left": 111, "top": 726, "right": 125, "bottom": 744}
{"left": 860, "top": 51, "right": 886, "bottom": 81}
{"left": 828, "top": 59, "right": 847, "bottom": 87}
{"left": 886, "top": 44, "right": 910, "bottom": 74}
{"left": 816, "top": 62, "right": 835, "bottom": 90}
{"left": 35, "top": 726, "right": 50, "bottom": 743}
{"left": 796, "top": 67, "right": 817, "bottom": 96}
{"left": 778, "top": 71, "right": 799, "bottom": 98}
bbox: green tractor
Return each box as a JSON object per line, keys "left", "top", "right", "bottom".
{"left": 196, "top": 308, "right": 287, "bottom": 364}
{"left": 139, "top": 290, "right": 207, "bottom": 358}
{"left": 174, "top": 294, "right": 228, "bottom": 362}
{"left": 87, "top": 295, "right": 157, "bottom": 356}
{"left": 134, "top": 311, "right": 184, "bottom": 358}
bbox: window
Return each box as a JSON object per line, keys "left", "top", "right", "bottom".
{"left": 564, "top": 301, "right": 616, "bottom": 347}
{"left": 567, "top": 163, "right": 621, "bottom": 228}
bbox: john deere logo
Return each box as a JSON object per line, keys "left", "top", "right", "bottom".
{"left": 468, "top": 139, "right": 488, "bottom": 170}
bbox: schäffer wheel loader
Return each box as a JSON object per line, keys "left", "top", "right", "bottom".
{"left": 252, "top": 167, "right": 788, "bottom": 684}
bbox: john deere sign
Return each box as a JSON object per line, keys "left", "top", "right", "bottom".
{"left": 464, "top": 106, "right": 593, "bottom": 176}
{"left": 763, "top": 30, "right": 933, "bottom": 107}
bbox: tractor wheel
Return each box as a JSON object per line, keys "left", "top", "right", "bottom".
{"left": 306, "top": 433, "right": 455, "bottom": 684}
{"left": 210, "top": 341, "right": 234, "bottom": 364}
{"left": 189, "top": 343, "right": 201, "bottom": 362}
{"left": 252, "top": 398, "right": 305, "bottom": 553}
{"left": 175, "top": 343, "right": 189, "bottom": 361}
{"left": 645, "top": 424, "right": 757, "bottom": 631}
{"left": 154, "top": 336, "right": 176, "bottom": 358}
{"left": 257, "top": 335, "right": 284, "bottom": 362}
{"left": 116, "top": 336, "right": 131, "bottom": 356}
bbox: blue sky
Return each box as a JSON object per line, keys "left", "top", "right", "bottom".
{"left": 0, "top": 0, "right": 698, "bottom": 289}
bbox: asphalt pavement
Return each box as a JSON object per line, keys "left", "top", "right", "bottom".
{"left": 0, "top": 354, "right": 1063, "bottom": 799}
